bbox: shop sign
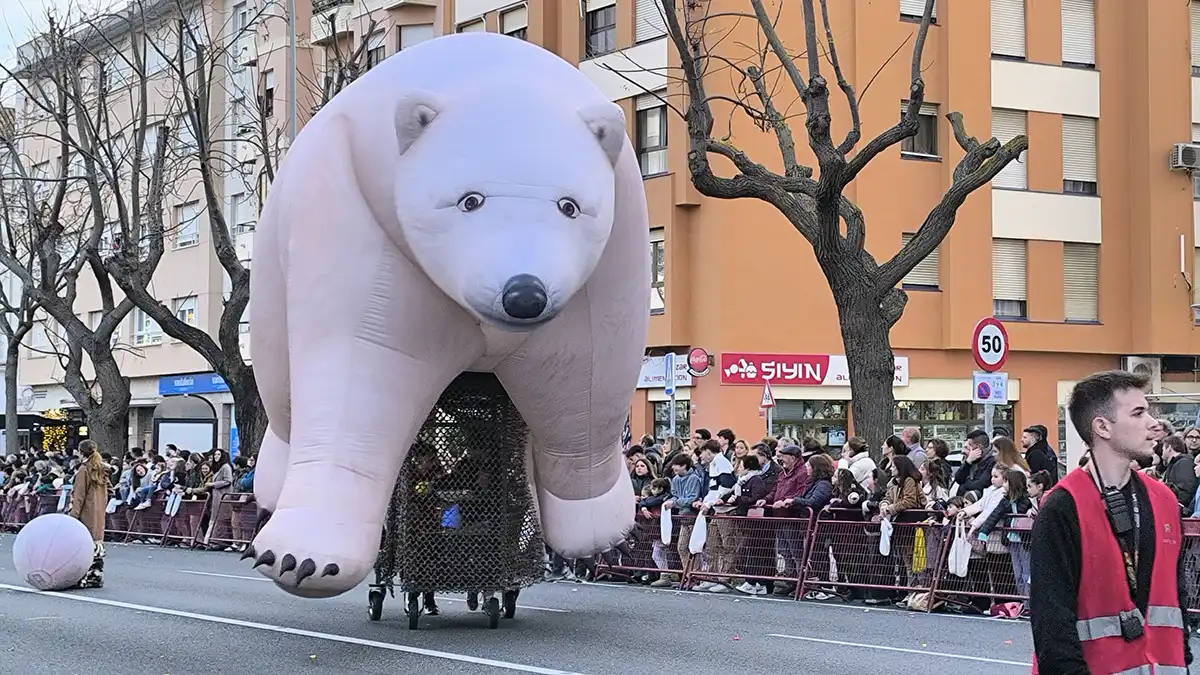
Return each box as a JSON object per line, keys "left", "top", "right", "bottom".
{"left": 158, "top": 372, "right": 229, "bottom": 396}
{"left": 637, "top": 355, "right": 693, "bottom": 389}
{"left": 720, "top": 353, "right": 909, "bottom": 387}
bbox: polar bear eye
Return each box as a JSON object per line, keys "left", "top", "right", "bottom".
{"left": 457, "top": 192, "right": 485, "bottom": 212}
{"left": 557, "top": 198, "right": 580, "bottom": 219}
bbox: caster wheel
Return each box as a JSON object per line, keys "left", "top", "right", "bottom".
{"left": 467, "top": 592, "right": 479, "bottom": 612}
{"left": 485, "top": 597, "right": 500, "bottom": 629}
{"left": 502, "top": 590, "right": 518, "bottom": 619}
{"left": 407, "top": 593, "right": 421, "bottom": 630}
{"left": 368, "top": 591, "right": 384, "bottom": 622}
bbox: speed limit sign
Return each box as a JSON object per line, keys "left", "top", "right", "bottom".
{"left": 972, "top": 317, "right": 1010, "bottom": 372}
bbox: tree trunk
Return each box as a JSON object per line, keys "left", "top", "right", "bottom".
{"left": 74, "top": 355, "right": 132, "bottom": 458}
{"left": 87, "top": 403, "right": 129, "bottom": 458}
{"left": 836, "top": 299, "right": 898, "bottom": 462}
{"left": 228, "top": 375, "right": 267, "bottom": 458}
{"left": 5, "top": 340, "right": 19, "bottom": 456}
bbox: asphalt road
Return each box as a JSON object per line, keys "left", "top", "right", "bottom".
{"left": 0, "top": 534, "right": 1042, "bottom": 675}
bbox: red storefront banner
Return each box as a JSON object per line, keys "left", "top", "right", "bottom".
{"left": 719, "top": 353, "right": 910, "bottom": 386}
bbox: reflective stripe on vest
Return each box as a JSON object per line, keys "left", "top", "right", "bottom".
{"left": 1109, "top": 665, "right": 1189, "bottom": 675}
{"left": 1076, "top": 606, "right": 1184, "bottom": 642}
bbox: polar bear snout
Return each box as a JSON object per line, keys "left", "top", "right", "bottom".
{"left": 501, "top": 274, "right": 549, "bottom": 321}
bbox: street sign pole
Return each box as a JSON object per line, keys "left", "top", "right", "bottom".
{"left": 760, "top": 379, "right": 776, "bottom": 435}
{"left": 984, "top": 403, "right": 995, "bottom": 437}
{"left": 664, "top": 352, "right": 677, "bottom": 438}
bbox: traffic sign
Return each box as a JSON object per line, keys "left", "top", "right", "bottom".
{"left": 972, "top": 371, "right": 1010, "bottom": 405}
{"left": 687, "top": 347, "right": 711, "bottom": 377}
{"left": 972, "top": 317, "right": 1010, "bottom": 372}
{"left": 664, "top": 352, "right": 676, "bottom": 397}
{"left": 760, "top": 380, "right": 776, "bottom": 408}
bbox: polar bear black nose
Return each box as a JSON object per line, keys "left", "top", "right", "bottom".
{"left": 501, "top": 274, "right": 549, "bottom": 320}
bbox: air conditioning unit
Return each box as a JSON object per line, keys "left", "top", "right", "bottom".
{"left": 1120, "top": 356, "right": 1163, "bottom": 394}
{"left": 1170, "top": 143, "right": 1200, "bottom": 171}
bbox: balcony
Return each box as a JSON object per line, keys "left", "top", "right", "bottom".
{"left": 311, "top": 3, "right": 355, "bottom": 45}
{"left": 313, "top": 0, "right": 353, "bottom": 12}
{"left": 364, "top": 0, "right": 436, "bottom": 10}
{"left": 235, "top": 34, "right": 258, "bottom": 69}
{"left": 234, "top": 230, "right": 254, "bottom": 263}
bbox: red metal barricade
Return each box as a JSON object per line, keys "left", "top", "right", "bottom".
{"left": 594, "top": 513, "right": 696, "bottom": 586}
{"left": 928, "top": 516, "right": 1032, "bottom": 613}
{"left": 160, "top": 498, "right": 209, "bottom": 547}
{"left": 800, "top": 509, "right": 950, "bottom": 607}
{"left": 203, "top": 493, "right": 257, "bottom": 550}
{"left": 684, "top": 510, "right": 813, "bottom": 595}
{"left": 121, "top": 495, "right": 172, "bottom": 544}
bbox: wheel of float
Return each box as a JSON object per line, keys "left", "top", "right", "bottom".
{"left": 485, "top": 597, "right": 501, "bottom": 629}
{"left": 368, "top": 590, "right": 385, "bottom": 622}
{"left": 502, "top": 590, "right": 518, "bottom": 619}
{"left": 467, "top": 592, "right": 479, "bottom": 612}
{"left": 407, "top": 592, "right": 421, "bottom": 630}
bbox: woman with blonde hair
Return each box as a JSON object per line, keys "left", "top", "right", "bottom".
{"left": 992, "top": 436, "right": 1030, "bottom": 474}
{"left": 69, "top": 440, "right": 110, "bottom": 589}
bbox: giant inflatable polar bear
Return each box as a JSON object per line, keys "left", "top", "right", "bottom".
{"left": 246, "top": 32, "right": 651, "bottom": 597}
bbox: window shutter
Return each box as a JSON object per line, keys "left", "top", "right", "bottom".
{"left": 634, "top": 0, "right": 666, "bottom": 42}
{"left": 900, "top": 233, "right": 939, "bottom": 287}
{"left": 1062, "top": 116, "right": 1097, "bottom": 183}
{"left": 992, "top": 239, "right": 1027, "bottom": 301}
{"left": 1063, "top": 243, "right": 1099, "bottom": 321}
{"left": 1192, "top": 1, "right": 1200, "bottom": 68}
{"left": 1195, "top": 249, "right": 1200, "bottom": 305}
{"left": 1193, "top": 124, "right": 1200, "bottom": 143}
{"left": 459, "top": 20, "right": 485, "bottom": 33}
{"left": 586, "top": 0, "right": 615, "bottom": 10}
{"left": 900, "top": 0, "right": 936, "bottom": 19}
{"left": 990, "top": 0, "right": 1025, "bottom": 58}
{"left": 901, "top": 101, "right": 939, "bottom": 117}
{"left": 399, "top": 23, "right": 434, "bottom": 48}
{"left": 366, "top": 31, "right": 385, "bottom": 51}
{"left": 1061, "top": 0, "right": 1095, "bottom": 66}
{"left": 636, "top": 90, "right": 665, "bottom": 111}
{"left": 501, "top": 6, "right": 528, "bottom": 33}
{"left": 991, "top": 109, "right": 1027, "bottom": 189}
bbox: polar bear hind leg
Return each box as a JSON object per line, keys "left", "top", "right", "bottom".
{"left": 245, "top": 114, "right": 486, "bottom": 598}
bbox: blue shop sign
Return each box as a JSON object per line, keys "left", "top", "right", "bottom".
{"left": 159, "top": 372, "right": 230, "bottom": 396}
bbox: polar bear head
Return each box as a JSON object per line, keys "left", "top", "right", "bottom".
{"left": 391, "top": 87, "right": 627, "bottom": 332}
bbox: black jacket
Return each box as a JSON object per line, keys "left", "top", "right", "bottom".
{"left": 1024, "top": 440, "right": 1059, "bottom": 486}
{"left": 954, "top": 452, "right": 996, "bottom": 497}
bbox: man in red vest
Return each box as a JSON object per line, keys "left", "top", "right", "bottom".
{"left": 1030, "top": 370, "right": 1192, "bottom": 674}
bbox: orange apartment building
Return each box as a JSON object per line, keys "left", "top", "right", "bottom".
{"left": 304, "top": 0, "right": 1200, "bottom": 455}
{"left": 418, "top": 0, "right": 1200, "bottom": 454}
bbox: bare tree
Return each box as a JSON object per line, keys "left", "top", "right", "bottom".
{"left": 643, "top": 0, "right": 1029, "bottom": 448}
{"left": 0, "top": 7, "right": 184, "bottom": 454}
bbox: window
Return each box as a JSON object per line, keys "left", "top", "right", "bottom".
{"left": 1061, "top": 0, "right": 1095, "bottom": 67}
{"left": 1062, "top": 116, "right": 1097, "bottom": 195}
{"left": 31, "top": 161, "right": 52, "bottom": 197}
{"left": 365, "top": 31, "right": 386, "bottom": 70}
{"left": 634, "top": 0, "right": 666, "bottom": 43}
{"left": 89, "top": 310, "right": 120, "bottom": 347}
{"left": 133, "top": 308, "right": 162, "bottom": 346}
{"left": 900, "top": 233, "right": 939, "bottom": 288}
{"left": 650, "top": 228, "right": 665, "bottom": 313}
{"left": 900, "top": 0, "right": 937, "bottom": 22}
{"left": 175, "top": 113, "right": 197, "bottom": 152}
{"left": 1194, "top": 125, "right": 1200, "bottom": 199}
{"left": 900, "top": 102, "right": 939, "bottom": 158}
{"left": 232, "top": 2, "right": 249, "bottom": 36}
{"left": 990, "top": 0, "right": 1025, "bottom": 59}
{"left": 143, "top": 28, "right": 168, "bottom": 74}
{"left": 399, "top": 23, "right": 434, "bottom": 50}
{"left": 992, "top": 238, "right": 1028, "bottom": 319}
{"left": 173, "top": 296, "right": 197, "bottom": 325}
{"left": 457, "top": 20, "right": 485, "bottom": 33}
{"left": 261, "top": 70, "right": 275, "bottom": 118}
{"left": 30, "top": 320, "right": 48, "bottom": 350}
{"left": 141, "top": 122, "right": 162, "bottom": 166}
{"left": 502, "top": 6, "right": 528, "bottom": 40}
{"left": 636, "top": 91, "right": 667, "bottom": 176}
{"left": 108, "top": 44, "right": 131, "bottom": 87}
{"left": 585, "top": 4, "right": 616, "bottom": 57}
{"left": 231, "top": 192, "right": 256, "bottom": 233}
{"left": 232, "top": 96, "right": 247, "bottom": 135}
{"left": 175, "top": 201, "right": 201, "bottom": 247}
{"left": 1063, "top": 243, "right": 1098, "bottom": 322}
{"left": 991, "top": 108, "right": 1027, "bottom": 189}
{"left": 1192, "top": 1, "right": 1200, "bottom": 76}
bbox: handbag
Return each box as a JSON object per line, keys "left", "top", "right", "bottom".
{"left": 660, "top": 507, "right": 673, "bottom": 545}
{"left": 911, "top": 526, "right": 927, "bottom": 573}
{"left": 688, "top": 512, "right": 707, "bottom": 554}
{"left": 947, "top": 520, "right": 971, "bottom": 578}
{"left": 878, "top": 517, "right": 893, "bottom": 556}
{"left": 985, "top": 529, "right": 1009, "bottom": 554}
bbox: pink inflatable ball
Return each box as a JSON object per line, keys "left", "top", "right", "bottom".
{"left": 12, "top": 513, "right": 94, "bottom": 591}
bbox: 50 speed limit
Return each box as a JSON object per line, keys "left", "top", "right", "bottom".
{"left": 972, "top": 318, "right": 1009, "bottom": 372}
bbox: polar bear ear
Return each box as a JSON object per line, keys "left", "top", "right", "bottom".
{"left": 578, "top": 102, "right": 627, "bottom": 167}
{"left": 394, "top": 91, "right": 442, "bottom": 155}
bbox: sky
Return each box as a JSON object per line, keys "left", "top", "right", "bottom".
{"left": 0, "top": 0, "right": 124, "bottom": 61}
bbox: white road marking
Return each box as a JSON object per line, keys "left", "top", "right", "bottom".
{"left": 178, "top": 570, "right": 568, "bottom": 612}
{"left": 768, "top": 634, "right": 1032, "bottom": 667}
{"left": 0, "top": 583, "right": 586, "bottom": 675}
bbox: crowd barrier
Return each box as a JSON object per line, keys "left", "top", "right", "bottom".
{"left": 0, "top": 490, "right": 259, "bottom": 550}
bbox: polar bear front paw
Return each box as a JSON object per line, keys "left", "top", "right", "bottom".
{"left": 246, "top": 507, "right": 378, "bottom": 598}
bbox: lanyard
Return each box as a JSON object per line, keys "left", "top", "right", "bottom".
{"left": 1119, "top": 488, "right": 1141, "bottom": 600}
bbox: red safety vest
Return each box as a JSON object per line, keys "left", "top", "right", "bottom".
{"left": 1031, "top": 467, "right": 1188, "bottom": 675}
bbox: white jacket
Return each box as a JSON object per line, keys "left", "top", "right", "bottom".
{"left": 838, "top": 452, "right": 876, "bottom": 487}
